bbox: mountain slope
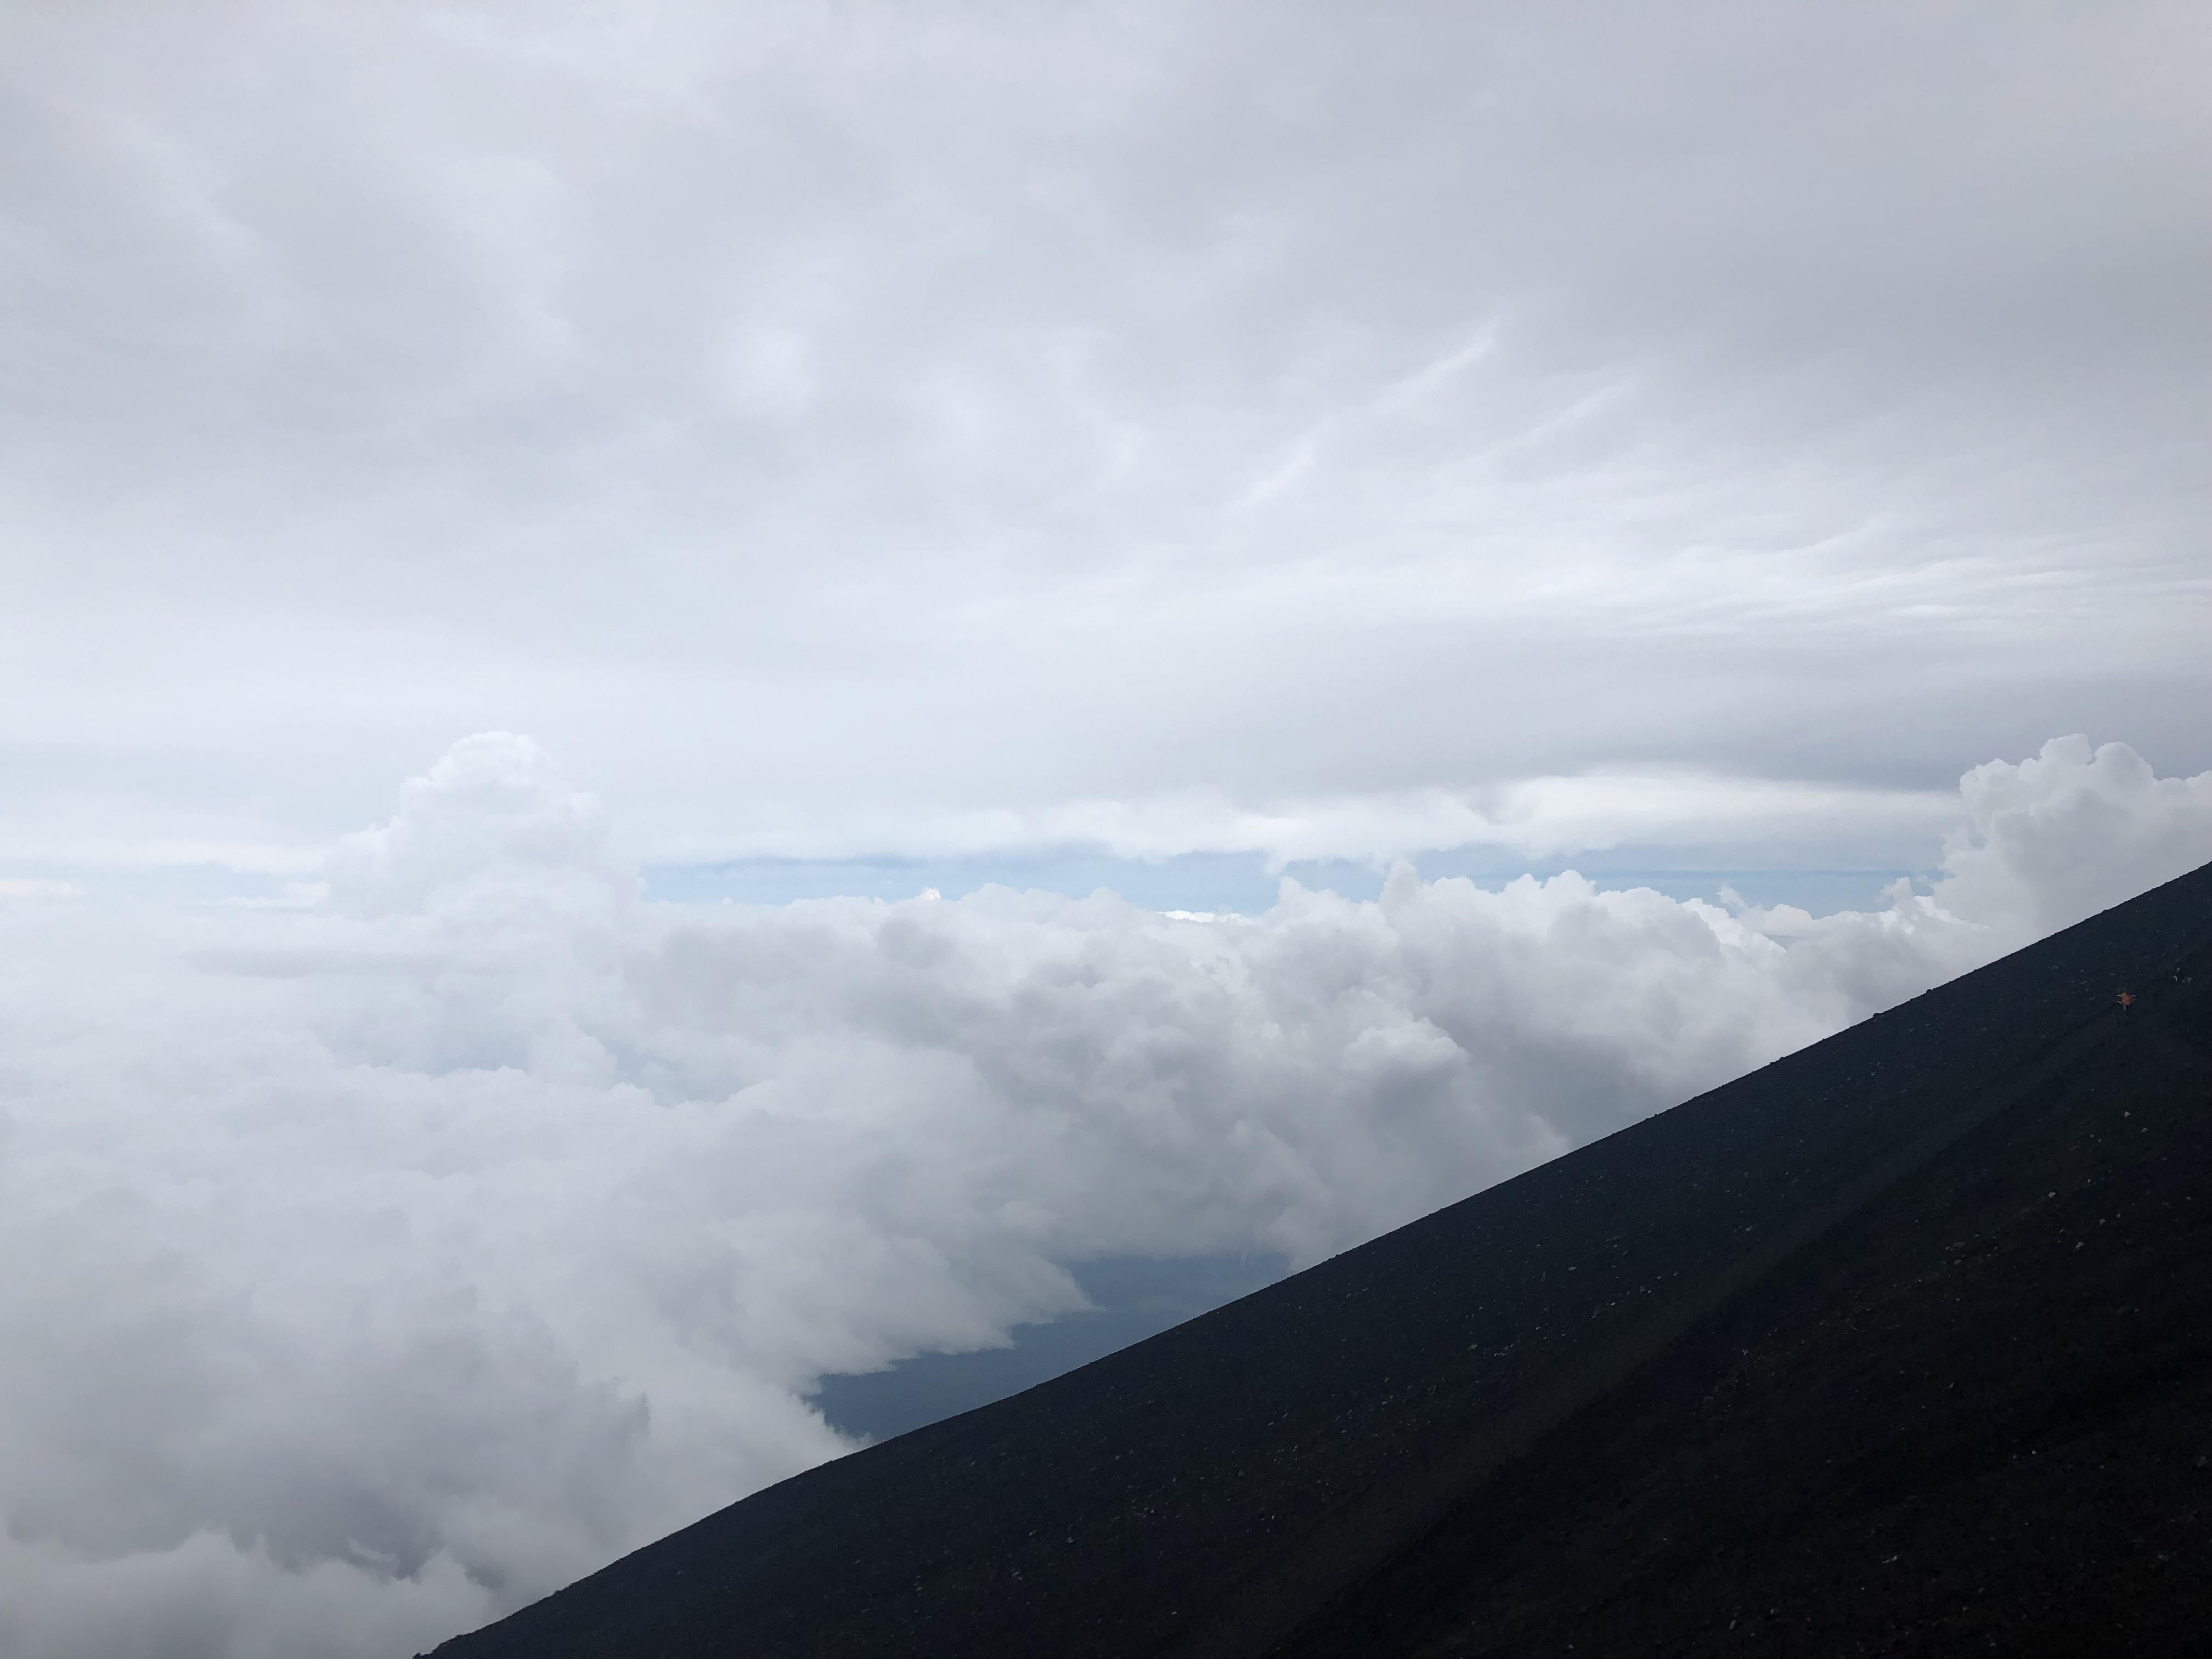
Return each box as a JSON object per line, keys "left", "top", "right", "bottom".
{"left": 431, "top": 862, "right": 2212, "bottom": 1658}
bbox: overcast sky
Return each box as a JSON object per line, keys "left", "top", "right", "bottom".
{"left": 4, "top": 1, "right": 2206, "bottom": 889}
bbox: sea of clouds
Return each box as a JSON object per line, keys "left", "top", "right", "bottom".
{"left": 0, "top": 733, "right": 2207, "bottom": 1657}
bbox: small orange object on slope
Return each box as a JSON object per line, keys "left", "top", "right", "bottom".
{"left": 2117, "top": 991, "right": 2136, "bottom": 1012}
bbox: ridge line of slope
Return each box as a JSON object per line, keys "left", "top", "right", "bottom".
{"left": 1180, "top": 992, "right": 2151, "bottom": 1658}
{"left": 1329, "top": 941, "right": 2212, "bottom": 1658}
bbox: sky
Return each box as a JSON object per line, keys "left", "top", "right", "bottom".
{"left": 1, "top": 4, "right": 2210, "bottom": 1656}
{"left": 3, "top": 0, "right": 2206, "bottom": 894}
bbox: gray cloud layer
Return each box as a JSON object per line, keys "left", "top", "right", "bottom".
{"left": 0, "top": 732, "right": 2206, "bottom": 1656}
{"left": 2, "top": 3, "right": 2205, "bottom": 870}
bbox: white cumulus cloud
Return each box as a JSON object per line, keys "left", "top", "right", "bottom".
{"left": 0, "top": 731, "right": 2204, "bottom": 1656}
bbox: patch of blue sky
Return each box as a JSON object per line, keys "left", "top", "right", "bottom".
{"left": 641, "top": 850, "right": 1362, "bottom": 913}
{"left": 10, "top": 849, "right": 1922, "bottom": 918}
{"left": 642, "top": 848, "right": 1926, "bottom": 919}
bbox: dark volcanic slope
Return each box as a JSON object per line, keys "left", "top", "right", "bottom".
{"left": 433, "top": 865, "right": 2212, "bottom": 1659}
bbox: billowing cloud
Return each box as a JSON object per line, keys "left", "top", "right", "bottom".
{"left": 1929, "top": 735, "right": 2212, "bottom": 945}
{"left": 0, "top": 733, "right": 2204, "bottom": 1656}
